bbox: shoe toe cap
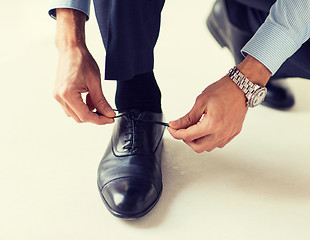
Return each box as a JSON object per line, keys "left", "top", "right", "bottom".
{"left": 101, "top": 178, "right": 160, "bottom": 218}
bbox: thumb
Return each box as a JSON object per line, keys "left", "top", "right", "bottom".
{"left": 169, "top": 105, "right": 203, "bottom": 130}
{"left": 88, "top": 82, "right": 115, "bottom": 118}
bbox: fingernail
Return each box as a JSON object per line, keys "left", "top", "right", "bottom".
{"left": 170, "top": 119, "right": 180, "bottom": 125}
{"left": 106, "top": 107, "right": 115, "bottom": 115}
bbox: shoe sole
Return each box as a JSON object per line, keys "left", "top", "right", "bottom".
{"left": 97, "top": 181, "right": 163, "bottom": 220}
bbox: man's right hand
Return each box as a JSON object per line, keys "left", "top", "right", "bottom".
{"left": 53, "top": 8, "right": 115, "bottom": 125}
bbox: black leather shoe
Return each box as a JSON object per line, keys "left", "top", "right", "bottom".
{"left": 261, "top": 80, "right": 295, "bottom": 109}
{"left": 207, "top": 0, "right": 295, "bottom": 110}
{"left": 97, "top": 110, "right": 165, "bottom": 219}
{"left": 207, "top": 0, "right": 251, "bottom": 64}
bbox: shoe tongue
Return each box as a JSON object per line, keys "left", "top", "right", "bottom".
{"left": 128, "top": 110, "right": 155, "bottom": 120}
{"left": 124, "top": 109, "right": 142, "bottom": 118}
{"left": 122, "top": 110, "right": 161, "bottom": 121}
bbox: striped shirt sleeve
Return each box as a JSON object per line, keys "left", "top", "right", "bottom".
{"left": 241, "top": 0, "right": 310, "bottom": 75}
{"left": 48, "top": 0, "right": 91, "bottom": 20}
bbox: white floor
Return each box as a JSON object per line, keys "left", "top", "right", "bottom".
{"left": 2, "top": 1, "right": 310, "bottom": 239}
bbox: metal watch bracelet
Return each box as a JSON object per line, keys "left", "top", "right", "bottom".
{"left": 228, "top": 67, "right": 267, "bottom": 108}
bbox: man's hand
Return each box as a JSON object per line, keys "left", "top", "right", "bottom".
{"left": 168, "top": 76, "right": 248, "bottom": 152}
{"left": 54, "top": 47, "right": 115, "bottom": 124}
{"left": 168, "top": 55, "right": 271, "bottom": 152}
{"left": 53, "top": 8, "right": 115, "bottom": 125}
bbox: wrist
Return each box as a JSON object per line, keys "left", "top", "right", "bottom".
{"left": 228, "top": 62, "right": 268, "bottom": 108}
{"left": 237, "top": 55, "right": 271, "bottom": 86}
{"left": 55, "top": 8, "right": 87, "bottom": 51}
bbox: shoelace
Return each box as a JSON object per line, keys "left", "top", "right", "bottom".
{"left": 96, "top": 110, "right": 169, "bottom": 151}
{"left": 112, "top": 113, "right": 169, "bottom": 127}
{"left": 95, "top": 109, "right": 170, "bottom": 127}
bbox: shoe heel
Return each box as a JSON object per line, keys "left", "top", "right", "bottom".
{"left": 206, "top": 14, "right": 227, "bottom": 48}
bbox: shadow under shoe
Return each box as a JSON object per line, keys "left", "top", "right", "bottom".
{"left": 97, "top": 110, "right": 165, "bottom": 219}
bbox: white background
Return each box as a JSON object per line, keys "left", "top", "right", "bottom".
{"left": 1, "top": 0, "right": 310, "bottom": 239}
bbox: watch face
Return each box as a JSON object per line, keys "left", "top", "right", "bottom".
{"left": 249, "top": 87, "right": 267, "bottom": 107}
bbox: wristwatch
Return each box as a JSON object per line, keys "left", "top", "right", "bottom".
{"left": 228, "top": 67, "right": 267, "bottom": 108}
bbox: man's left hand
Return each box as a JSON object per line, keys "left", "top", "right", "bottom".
{"left": 168, "top": 75, "right": 248, "bottom": 152}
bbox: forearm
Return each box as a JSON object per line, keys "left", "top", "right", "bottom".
{"left": 237, "top": 55, "right": 272, "bottom": 87}
{"left": 242, "top": 0, "right": 310, "bottom": 75}
{"left": 55, "top": 8, "right": 87, "bottom": 51}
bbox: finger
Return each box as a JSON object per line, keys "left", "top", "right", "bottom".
{"left": 184, "top": 135, "right": 218, "bottom": 153}
{"left": 66, "top": 93, "right": 114, "bottom": 125}
{"left": 86, "top": 93, "right": 95, "bottom": 112}
{"left": 169, "top": 102, "right": 204, "bottom": 130}
{"left": 88, "top": 81, "right": 115, "bottom": 118}
{"left": 217, "top": 140, "right": 226, "bottom": 149}
{"left": 62, "top": 103, "right": 82, "bottom": 123}
{"left": 56, "top": 95, "right": 82, "bottom": 123}
{"left": 168, "top": 115, "right": 214, "bottom": 142}
{"left": 61, "top": 105, "right": 71, "bottom": 117}
{"left": 218, "top": 135, "right": 236, "bottom": 148}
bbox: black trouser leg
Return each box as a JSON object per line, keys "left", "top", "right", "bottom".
{"left": 93, "top": 0, "right": 165, "bottom": 81}
{"left": 93, "top": 0, "right": 165, "bottom": 112}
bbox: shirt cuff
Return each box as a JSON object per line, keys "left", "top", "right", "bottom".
{"left": 241, "top": 21, "right": 302, "bottom": 75}
{"left": 48, "top": 0, "right": 91, "bottom": 20}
